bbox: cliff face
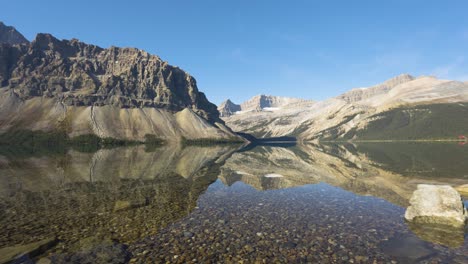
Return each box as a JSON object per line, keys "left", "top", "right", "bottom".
{"left": 218, "top": 99, "right": 241, "bottom": 117}
{"left": 0, "top": 25, "right": 238, "bottom": 141}
{"left": 0, "top": 33, "right": 219, "bottom": 122}
{"left": 0, "top": 22, "right": 29, "bottom": 45}
{"left": 218, "top": 95, "right": 311, "bottom": 117}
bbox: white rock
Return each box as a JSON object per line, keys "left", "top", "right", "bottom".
{"left": 405, "top": 184, "right": 467, "bottom": 227}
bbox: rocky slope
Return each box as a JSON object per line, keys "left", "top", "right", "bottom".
{"left": 0, "top": 22, "right": 28, "bottom": 45}
{"left": 221, "top": 74, "right": 468, "bottom": 140}
{"left": 336, "top": 74, "right": 415, "bottom": 103}
{"left": 0, "top": 23, "right": 239, "bottom": 142}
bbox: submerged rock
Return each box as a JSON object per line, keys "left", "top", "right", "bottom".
{"left": 379, "top": 235, "right": 434, "bottom": 262}
{"left": 0, "top": 237, "right": 57, "bottom": 264}
{"left": 407, "top": 221, "right": 465, "bottom": 248}
{"left": 405, "top": 184, "right": 467, "bottom": 228}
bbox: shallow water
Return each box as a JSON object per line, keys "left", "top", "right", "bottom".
{"left": 0, "top": 143, "right": 467, "bottom": 263}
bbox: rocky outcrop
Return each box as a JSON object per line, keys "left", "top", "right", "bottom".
{"left": 240, "top": 95, "right": 308, "bottom": 112}
{"left": 218, "top": 95, "right": 311, "bottom": 117}
{"left": 218, "top": 99, "right": 241, "bottom": 117}
{"left": 0, "top": 22, "right": 29, "bottom": 45}
{"left": 405, "top": 184, "right": 467, "bottom": 227}
{"left": 0, "top": 26, "right": 240, "bottom": 141}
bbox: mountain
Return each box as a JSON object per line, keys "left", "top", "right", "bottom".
{"left": 221, "top": 74, "right": 468, "bottom": 140}
{"left": 0, "top": 22, "right": 29, "bottom": 45}
{"left": 0, "top": 26, "right": 240, "bottom": 142}
{"left": 336, "top": 74, "right": 415, "bottom": 103}
{"left": 218, "top": 99, "right": 241, "bottom": 117}
{"left": 218, "top": 95, "right": 312, "bottom": 117}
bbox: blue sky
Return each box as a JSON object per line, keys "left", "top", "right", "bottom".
{"left": 2, "top": 0, "right": 468, "bottom": 104}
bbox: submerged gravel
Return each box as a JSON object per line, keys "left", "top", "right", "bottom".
{"left": 131, "top": 181, "right": 468, "bottom": 263}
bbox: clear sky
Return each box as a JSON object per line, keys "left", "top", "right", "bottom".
{"left": 2, "top": 0, "right": 468, "bottom": 104}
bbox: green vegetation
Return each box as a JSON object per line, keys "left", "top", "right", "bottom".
{"left": 143, "top": 134, "right": 166, "bottom": 152}
{"left": 180, "top": 136, "right": 244, "bottom": 146}
{"left": 318, "top": 113, "right": 362, "bottom": 140}
{"left": 347, "top": 103, "right": 468, "bottom": 140}
{"left": 0, "top": 130, "right": 166, "bottom": 155}
{"left": 68, "top": 134, "right": 141, "bottom": 152}
{"left": 0, "top": 130, "right": 68, "bottom": 147}
{"left": 144, "top": 134, "right": 165, "bottom": 145}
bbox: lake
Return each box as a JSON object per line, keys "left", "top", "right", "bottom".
{"left": 0, "top": 142, "right": 467, "bottom": 263}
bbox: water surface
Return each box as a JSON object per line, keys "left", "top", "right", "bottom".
{"left": 0, "top": 143, "right": 467, "bottom": 263}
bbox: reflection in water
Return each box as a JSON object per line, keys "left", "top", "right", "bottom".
{"left": 351, "top": 142, "right": 468, "bottom": 179}
{"left": 406, "top": 222, "right": 466, "bottom": 248}
{"left": 0, "top": 145, "right": 237, "bottom": 262}
{"left": 0, "top": 142, "right": 467, "bottom": 262}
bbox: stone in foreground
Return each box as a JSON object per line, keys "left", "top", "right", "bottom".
{"left": 455, "top": 184, "right": 468, "bottom": 197}
{"left": 0, "top": 237, "right": 57, "bottom": 264}
{"left": 405, "top": 184, "right": 467, "bottom": 228}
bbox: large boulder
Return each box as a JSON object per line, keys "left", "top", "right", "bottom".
{"left": 405, "top": 184, "right": 467, "bottom": 228}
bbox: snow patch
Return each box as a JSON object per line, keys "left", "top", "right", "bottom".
{"left": 264, "top": 173, "right": 284, "bottom": 178}
{"left": 234, "top": 110, "right": 254, "bottom": 115}
{"left": 263, "top": 107, "right": 280, "bottom": 111}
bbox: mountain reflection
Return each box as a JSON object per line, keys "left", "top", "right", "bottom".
{"left": 221, "top": 143, "right": 467, "bottom": 206}
{"left": 0, "top": 145, "right": 238, "bottom": 258}
{"left": 0, "top": 142, "right": 466, "bottom": 258}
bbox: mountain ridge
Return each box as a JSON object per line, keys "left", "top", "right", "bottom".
{"left": 0, "top": 22, "right": 29, "bottom": 45}
{"left": 221, "top": 74, "right": 468, "bottom": 140}
{"left": 218, "top": 94, "right": 312, "bottom": 117}
{"left": 0, "top": 23, "right": 240, "bottom": 142}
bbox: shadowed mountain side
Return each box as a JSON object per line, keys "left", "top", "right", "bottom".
{"left": 0, "top": 22, "right": 28, "bottom": 45}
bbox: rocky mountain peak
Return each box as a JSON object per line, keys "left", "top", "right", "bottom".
{"left": 218, "top": 95, "right": 311, "bottom": 117}
{"left": 240, "top": 94, "right": 308, "bottom": 111}
{"left": 381, "top": 73, "right": 415, "bottom": 87}
{"left": 0, "top": 22, "right": 29, "bottom": 45}
{"left": 0, "top": 31, "right": 221, "bottom": 123}
{"left": 336, "top": 73, "right": 415, "bottom": 103}
{"left": 218, "top": 99, "right": 241, "bottom": 117}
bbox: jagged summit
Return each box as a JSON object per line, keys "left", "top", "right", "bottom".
{"left": 218, "top": 95, "right": 310, "bottom": 117}
{"left": 0, "top": 22, "right": 29, "bottom": 45}
{"left": 218, "top": 99, "right": 241, "bottom": 117}
{"left": 0, "top": 24, "right": 239, "bottom": 141}
{"left": 0, "top": 31, "right": 220, "bottom": 122}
